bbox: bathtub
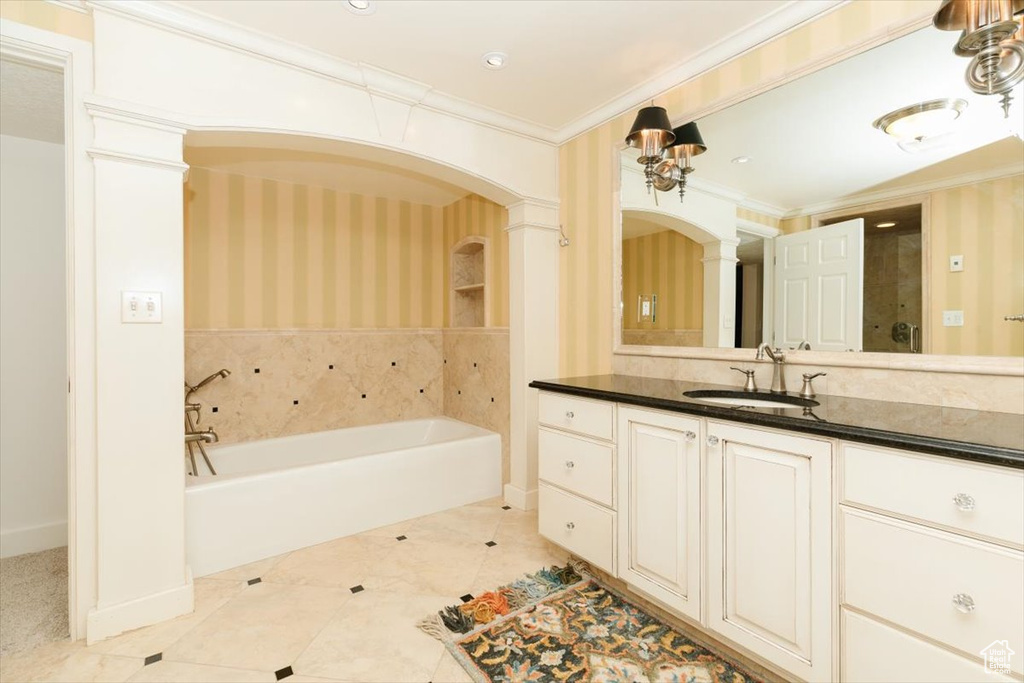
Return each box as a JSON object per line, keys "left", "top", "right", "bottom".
{"left": 185, "top": 417, "right": 501, "bottom": 577}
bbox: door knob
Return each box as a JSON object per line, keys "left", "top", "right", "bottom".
{"left": 707, "top": 435, "right": 719, "bottom": 446}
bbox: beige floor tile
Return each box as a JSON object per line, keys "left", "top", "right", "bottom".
{"left": 162, "top": 583, "right": 350, "bottom": 672}
{"left": 292, "top": 592, "right": 447, "bottom": 683}
{"left": 431, "top": 650, "right": 474, "bottom": 683}
{"left": 262, "top": 535, "right": 394, "bottom": 590}
{"left": 284, "top": 677, "right": 347, "bottom": 682}
{"left": 126, "top": 660, "right": 274, "bottom": 682}
{"left": 366, "top": 538, "right": 488, "bottom": 598}
{"left": 469, "top": 542, "right": 569, "bottom": 595}
{"left": 407, "top": 505, "right": 505, "bottom": 545}
{"left": 492, "top": 510, "right": 547, "bottom": 548}
{"left": 0, "top": 641, "right": 142, "bottom": 683}
{"left": 355, "top": 520, "right": 415, "bottom": 540}
{"left": 206, "top": 553, "right": 290, "bottom": 583}
{"left": 89, "top": 579, "right": 246, "bottom": 658}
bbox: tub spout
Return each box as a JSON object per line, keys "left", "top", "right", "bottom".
{"left": 185, "top": 428, "right": 219, "bottom": 444}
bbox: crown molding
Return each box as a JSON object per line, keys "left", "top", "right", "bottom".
{"left": 87, "top": 0, "right": 841, "bottom": 148}
{"left": 555, "top": 0, "right": 848, "bottom": 143}
{"left": 621, "top": 162, "right": 788, "bottom": 219}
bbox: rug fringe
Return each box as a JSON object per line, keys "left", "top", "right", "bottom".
{"left": 416, "top": 612, "right": 448, "bottom": 640}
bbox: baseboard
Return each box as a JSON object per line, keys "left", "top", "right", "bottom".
{"left": 503, "top": 483, "right": 538, "bottom": 510}
{"left": 0, "top": 521, "right": 67, "bottom": 559}
{"left": 86, "top": 567, "right": 194, "bottom": 644}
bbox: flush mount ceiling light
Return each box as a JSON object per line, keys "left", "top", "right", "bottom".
{"left": 625, "top": 108, "right": 708, "bottom": 203}
{"left": 731, "top": 156, "right": 751, "bottom": 164}
{"left": 873, "top": 98, "right": 968, "bottom": 148}
{"left": 933, "top": 0, "right": 1024, "bottom": 119}
{"left": 345, "top": 0, "right": 376, "bottom": 15}
{"left": 876, "top": 221, "right": 897, "bottom": 228}
{"left": 482, "top": 52, "right": 508, "bottom": 70}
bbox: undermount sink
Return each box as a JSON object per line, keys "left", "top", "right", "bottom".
{"left": 683, "top": 390, "right": 819, "bottom": 409}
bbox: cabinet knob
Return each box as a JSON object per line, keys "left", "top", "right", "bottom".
{"left": 952, "top": 593, "right": 976, "bottom": 613}
{"left": 953, "top": 493, "right": 975, "bottom": 511}
{"left": 684, "top": 431, "right": 696, "bottom": 442}
{"left": 706, "top": 435, "right": 719, "bottom": 446}
{"left": 565, "top": 522, "right": 575, "bottom": 531}
{"left": 565, "top": 460, "right": 575, "bottom": 469}
{"left": 565, "top": 411, "right": 575, "bottom": 419}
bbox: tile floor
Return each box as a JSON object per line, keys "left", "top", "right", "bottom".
{"left": 0, "top": 499, "right": 567, "bottom": 683}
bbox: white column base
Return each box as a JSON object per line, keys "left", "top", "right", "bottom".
{"left": 86, "top": 568, "right": 193, "bottom": 644}
{"left": 503, "top": 483, "right": 538, "bottom": 511}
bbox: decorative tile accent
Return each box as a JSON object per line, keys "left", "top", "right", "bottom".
{"left": 247, "top": 578, "right": 261, "bottom": 586}
{"left": 485, "top": 541, "right": 497, "bottom": 547}
{"left": 459, "top": 594, "right": 474, "bottom": 603}
{"left": 501, "top": 505, "right": 511, "bottom": 510}
{"left": 349, "top": 585, "right": 364, "bottom": 594}
{"left": 396, "top": 535, "right": 407, "bottom": 542}
{"left": 275, "top": 665, "right": 293, "bottom": 680}
{"left": 144, "top": 653, "right": 162, "bottom": 666}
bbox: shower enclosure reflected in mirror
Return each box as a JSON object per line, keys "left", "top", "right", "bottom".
{"left": 618, "top": 25, "right": 1024, "bottom": 358}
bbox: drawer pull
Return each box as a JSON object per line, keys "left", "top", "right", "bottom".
{"left": 565, "top": 411, "right": 575, "bottom": 419}
{"left": 684, "top": 430, "right": 696, "bottom": 442}
{"left": 952, "top": 593, "right": 976, "bottom": 613}
{"left": 565, "top": 460, "right": 575, "bottom": 469}
{"left": 952, "top": 493, "right": 976, "bottom": 511}
{"left": 565, "top": 522, "right": 575, "bottom": 531}
{"left": 707, "top": 435, "right": 719, "bottom": 446}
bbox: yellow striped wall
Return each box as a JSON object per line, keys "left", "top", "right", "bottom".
{"left": 929, "top": 174, "right": 1023, "bottom": 356}
{"left": 558, "top": 0, "right": 935, "bottom": 375}
{"left": 184, "top": 167, "right": 446, "bottom": 329}
{"left": 622, "top": 230, "right": 703, "bottom": 331}
{"left": 443, "top": 194, "right": 510, "bottom": 327}
{"left": 0, "top": 1, "right": 92, "bottom": 41}
{"left": 737, "top": 208, "right": 781, "bottom": 230}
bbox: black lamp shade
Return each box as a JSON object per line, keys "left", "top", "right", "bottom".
{"left": 669, "top": 122, "right": 707, "bottom": 155}
{"left": 625, "top": 106, "right": 675, "bottom": 148}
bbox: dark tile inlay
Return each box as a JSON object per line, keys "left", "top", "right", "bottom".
{"left": 247, "top": 577, "right": 261, "bottom": 585}
{"left": 490, "top": 397, "right": 494, "bottom": 402}
{"left": 292, "top": 399, "right": 299, "bottom": 405}
{"left": 329, "top": 364, "right": 334, "bottom": 370}
{"left": 350, "top": 584, "right": 364, "bottom": 594}
{"left": 501, "top": 505, "right": 511, "bottom": 510}
{"left": 361, "top": 394, "right": 366, "bottom": 399}
{"left": 459, "top": 593, "right": 474, "bottom": 603}
{"left": 275, "top": 666, "right": 294, "bottom": 680}
{"left": 144, "top": 653, "right": 162, "bottom": 666}
{"left": 396, "top": 535, "right": 407, "bottom": 541}
{"left": 485, "top": 541, "right": 497, "bottom": 547}
{"left": 419, "top": 389, "right": 424, "bottom": 393}
{"left": 212, "top": 407, "right": 218, "bottom": 413}
{"left": 473, "top": 362, "right": 477, "bottom": 367}
{"left": 254, "top": 368, "right": 260, "bottom": 374}
{"left": 392, "top": 361, "right": 397, "bottom": 366}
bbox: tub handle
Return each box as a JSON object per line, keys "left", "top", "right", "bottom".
{"left": 565, "top": 522, "right": 575, "bottom": 531}
{"left": 565, "top": 460, "right": 575, "bottom": 469}
{"left": 565, "top": 411, "right": 575, "bottom": 419}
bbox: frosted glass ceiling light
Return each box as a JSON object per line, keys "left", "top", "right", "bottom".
{"left": 345, "top": 1, "right": 376, "bottom": 15}
{"left": 873, "top": 99, "right": 968, "bottom": 151}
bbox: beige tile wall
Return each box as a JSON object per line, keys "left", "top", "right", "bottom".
{"left": 442, "top": 329, "right": 511, "bottom": 484}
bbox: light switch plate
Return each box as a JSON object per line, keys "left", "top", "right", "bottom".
{"left": 949, "top": 255, "right": 964, "bottom": 272}
{"left": 942, "top": 310, "right": 964, "bottom": 327}
{"left": 122, "top": 291, "right": 162, "bottom": 323}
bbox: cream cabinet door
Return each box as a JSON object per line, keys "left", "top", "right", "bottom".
{"left": 706, "top": 421, "right": 833, "bottom": 683}
{"left": 617, "top": 407, "right": 702, "bottom": 621}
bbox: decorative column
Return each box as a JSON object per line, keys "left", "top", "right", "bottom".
{"left": 701, "top": 238, "right": 740, "bottom": 348}
{"left": 505, "top": 199, "right": 560, "bottom": 510}
{"left": 85, "top": 101, "right": 192, "bottom": 643}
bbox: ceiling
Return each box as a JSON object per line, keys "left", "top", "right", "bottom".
{"left": 0, "top": 59, "right": 63, "bottom": 144}
{"left": 169, "top": 0, "right": 823, "bottom": 135}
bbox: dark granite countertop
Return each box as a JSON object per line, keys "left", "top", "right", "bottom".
{"left": 529, "top": 375, "right": 1024, "bottom": 469}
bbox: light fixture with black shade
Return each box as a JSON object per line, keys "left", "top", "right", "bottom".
{"left": 625, "top": 108, "right": 707, "bottom": 203}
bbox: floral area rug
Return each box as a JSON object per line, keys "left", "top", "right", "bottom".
{"left": 418, "top": 563, "right": 762, "bottom": 683}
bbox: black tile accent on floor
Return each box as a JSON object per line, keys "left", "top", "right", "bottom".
{"left": 460, "top": 593, "right": 474, "bottom": 603}
{"left": 329, "top": 364, "right": 334, "bottom": 369}
{"left": 485, "top": 541, "right": 497, "bottom": 547}
{"left": 144, "top": 653, "right": 162, "bottom": 666}
{"left": 275, "top": 666, "right": 294, "bottom": 680}
{"left": 292, "top": 399, "right": 299, "bottom": 405}
{"left": 391, "top": 361, "right": 397, "bottom": 366}
{"left": 247, "top": 577, "right": 262, "bottom": 585}
{"left": 361, "top": 394, "right": 366, "bottom": 399}
{"left": 254, "top": 368, "right": 260, "bottom": 373}
{"left": 212, "top": 406, "right": 218, "bottom": 413}
{"left": 350, "top": 584, "right": 364, "bottom": 594}
{"left": 501, "top": 505, "right": 511, "bottom": 510}
{"left": 396, "top": 535, "right": 407, "bottom": 541}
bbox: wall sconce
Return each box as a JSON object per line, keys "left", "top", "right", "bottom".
{"left": 933, "top": 0, "right": 1024, "bottom": 119}
{"left": 625, "top": 110, "right": 707, "bottom": 203}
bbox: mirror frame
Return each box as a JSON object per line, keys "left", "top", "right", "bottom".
{"left": 611, "top": 16, "right": 1024, "bottom": 378}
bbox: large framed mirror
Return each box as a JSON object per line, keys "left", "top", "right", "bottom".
{"left": 616, "top": 24, "right": 1023, "bottom": 362}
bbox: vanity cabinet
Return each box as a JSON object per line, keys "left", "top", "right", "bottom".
{"left": 616, "top": 407, "right": 702, "bottom": 621}
{"left": 705, "top": 420, "right": 833, "bottom": 683}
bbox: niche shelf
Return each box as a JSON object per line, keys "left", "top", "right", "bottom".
{"left": 450, "top": 236, "right": 490, "bottom": 327}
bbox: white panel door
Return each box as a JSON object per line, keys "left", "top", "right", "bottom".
{"left": 707, "top": 421, "right": 833, "bottom": 682}
{"left": 773, "top": 218, "right": 864, "bottom": 351}
{"left": 617, "top": 408, "right": 702, "bottom": 621}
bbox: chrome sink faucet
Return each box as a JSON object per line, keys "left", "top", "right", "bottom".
{"left": 756, "top": 342, "right": 787, "bottom": 394}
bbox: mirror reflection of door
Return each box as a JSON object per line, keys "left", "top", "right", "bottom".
{"left": 735, "top": 232, "right": 766, "bottom": 349}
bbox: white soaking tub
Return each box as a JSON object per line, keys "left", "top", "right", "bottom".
{"left": 185, "top": 417, "right": 501, "bottom": 577}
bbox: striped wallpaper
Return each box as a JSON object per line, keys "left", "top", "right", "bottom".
{"left": 737, "top": 208, "right": 781, "bottom": 230}
{"left": 184, "top": 167, "right": 508, "bottom": 330}
{"left": 443, "top": 193, "right": 510, "bottom": 327}
{"left": 0, "top": 0, "right": 92, "bottom": 41}
{"left": 621, "top": 230, "right": 704, "bottom": 331}
{"left": 558, "top": 0, "right": 936, "bottom": 376}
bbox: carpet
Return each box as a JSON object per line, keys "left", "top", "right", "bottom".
{"left": 419, "top": 563, "right": 762, "bottom": 683}
{"left": 0, "top": 546, "right": 69, "bottom": 656}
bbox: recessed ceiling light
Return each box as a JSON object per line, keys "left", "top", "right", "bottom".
{"left": 482, "top": 52, "right": 508, "bottom": 70}
{"left": 345, "top": 1, "right": 376, "bottom": 15}
{"left": 875, "top": 222, "right": 897, "bottom": 228}
{"left": 731, "top": 156, "right": 751, "bottom": 164}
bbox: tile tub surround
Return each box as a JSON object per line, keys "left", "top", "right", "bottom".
{"left": 530, "top": 375, "right": 1024, "bottom": 468}
{"left": 443, "top": 329, "right": 511, "bottom": 484}
{"left": 184, "top": 329, "right": 444, "bottom": 445}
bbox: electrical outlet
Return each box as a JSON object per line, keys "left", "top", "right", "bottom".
{"left": 122, "top": 291, "right": 163, "bottom": 323}
{"left": 942, "top": 310, "right": 964, "bottom": 327}
{"left": 949, "top": 255, "right": 964, "bottom": 272}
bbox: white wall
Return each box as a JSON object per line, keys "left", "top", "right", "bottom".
{"left": 0, "top": 134, "right": 67, "bottom": 558}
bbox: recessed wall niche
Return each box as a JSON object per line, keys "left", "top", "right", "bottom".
{"left": 450, "top": 236, "right": 490, "bottom": 327}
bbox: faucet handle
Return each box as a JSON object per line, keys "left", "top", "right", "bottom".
{"left": 799, "top": 372, "right": 825, "bottom": 399}
{"left": 802, "top": 372, "right": 826, "bottom": 380}
{"left": 730, "top": 367, "right": 758, "bottom": 392}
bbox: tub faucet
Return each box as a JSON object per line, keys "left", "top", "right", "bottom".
{"left": 756, "top": 343, "right": 787, "bottom": 394}
{"left": 185, "top": 427, "right": 219, "bottom": 444}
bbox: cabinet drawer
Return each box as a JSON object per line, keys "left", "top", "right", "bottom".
{"left": 841, "top": 608, "right": 1016, "bottom": 683}
{"left": 539, "top": 483, "right": 615, "bottom": 574}
{"left": 538, "top": 428, "right": 613, "bottom": 506}
{"left": 842, "top": 443, "right": 1024, "bottom": 547}
{"left": 842, "top": 509, "right": 1024, "bottom": 674}
{"left": 538, "top": 392, "right": 613, "bottom": 441}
